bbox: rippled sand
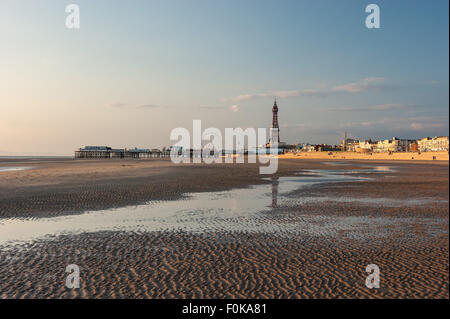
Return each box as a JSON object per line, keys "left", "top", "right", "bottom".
{"left": 0, "top": 158, "right": 448, "bottom": 298}
{"left": 0, "top": 230, "right": 447, "bottom": 298}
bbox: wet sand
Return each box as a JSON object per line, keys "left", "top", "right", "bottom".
{"left": 0, "top": 158, "right": 448, "bottom": 298}
{"left": 0, "top": 158, "right": 330, "bottom": 218}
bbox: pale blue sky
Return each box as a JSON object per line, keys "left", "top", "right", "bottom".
{"left": 1, "top": 0, "right": 448, "bottom": 155}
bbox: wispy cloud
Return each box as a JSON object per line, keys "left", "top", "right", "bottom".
{"left": 410, "top": 122, "right": 445, "bottom": 131}
{"left": 227, "top": 94, "right": 255, "bottom": 103}
{"left": 110, "top": 103, "right": 163, "bottom": 109}
{"left": 110, "top": 103, "right": 130, "bottom": 108}
{"left": 328, "top": 103, "right": 410, "bottom": 112}
{"left": 331, "top": 77, "right": 389, "bottom": 93}
{"left": 229, "top": 104, "right": 239, "bottom": 112}
{"left": 223, "top": 77, "right": 396, "bottom": 103}
{"left": 367, "top": 103, "right": 408, "bottom": 111}
{"left": 424, "top": 80, "right": 440, "bottom": 85}
{"left": 197, "top": 105, "right": 230, "bottom": 111}
{"left": 138, "top": 104, "right": 162, "bottom": 108}
{"left": 223, "top": 89, "right": 326, "bottom": 103}
{"left": 197, "top": 104, "right": 242, "bottom": 112}
{"left": 338, "top": 116, "right": 448, "bottom": 132}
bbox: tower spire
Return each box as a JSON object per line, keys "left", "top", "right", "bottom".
{"left": 270, "top": 98, "right": 280, "bottom": 144}
{"left": 272, "top": 98, "right": 279, "bottom": 128}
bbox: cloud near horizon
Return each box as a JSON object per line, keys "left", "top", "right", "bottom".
{"left": 139, "top": 104, "right": 163, "bottom": 108}
{"left": 229, "top": 105, "right": 239, "bottom": 112}
{"left": 331, "top": 77, "right": 389, "bottom": 93}
{"left": 223, "top": 89, "right": 325, "bottom": 103}
{"left": 110, "top": 103, "right": 163, "bottom": 109}
{"left": 110, "top": 103, "right": 130, "bottom": 108}
{"left": 223, "top": 77, "right": 396, "bottom": 103}
{"left": 337, "top": 116, "right": 448, "bottom": 133}
{"left": 328, "top": 103, "right": 411, "bottom": 112}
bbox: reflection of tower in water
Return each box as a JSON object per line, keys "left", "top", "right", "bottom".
{"left": 271, "top": 177, "right": 279, "bottom": 207}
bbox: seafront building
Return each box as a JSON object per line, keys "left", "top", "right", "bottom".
{"left": 338, "top": 136, "right": 448, "bottom": 153}
{"left": 373, "top": 137, "right": 416, "bottom": 153}
{"left": 341, "top": 138, "right": 359, "bottom": 152}
{"left": 357, "top": 140, "right": 375, "bottom": 153}
{"left": 418, "top": 136, "right": 450, "bottom": 152}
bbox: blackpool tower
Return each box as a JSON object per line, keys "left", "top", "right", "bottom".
{"left": 270, "top": 98, "right": 280, "bottom": 146}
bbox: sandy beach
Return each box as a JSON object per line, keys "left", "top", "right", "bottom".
{"left": 280, "top": 151, "right": 449, "bottom": 161}
{"left": 0, "top": 158, "right": 448, "bottom": 298}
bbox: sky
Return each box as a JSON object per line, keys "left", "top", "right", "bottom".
{"left": 1, "top": 0, "right": 448, "bottom": 155}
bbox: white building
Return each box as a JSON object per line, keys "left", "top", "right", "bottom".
{"left": 373, "top": 137, "right": 414, "bottom": 153}
{"left": 418, "top": 136, "right": 449, "bottom": 152}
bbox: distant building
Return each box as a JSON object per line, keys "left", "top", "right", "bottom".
{"left": 75, "top": 146, "right": 122, "bottom": 159}
{"left": 75, "top": 146, "right": 165, "bottom": 159}
{"left": 341, "top": 137, "right": 421, "bottom": 153}
{"left": 418, "top": 136, "right": 449, "bottom": 152}
{"left": 127, "top": 147, "right": 152, "bottom": 158}
{"left": 372, "top": 137, "right": 416, "bottom": 153}
{"left": 408, "top": 141, "right": 418, "bottom": 152}
{"left": 292, "top": 143, "right": 315, "bottom": 152}
{"left": 341, "top": 138, "right": 359, "bottom": 152}
{"left": 356, "top": 139, "right": 375, "bottom": 153}
{"left": 316, "top": 144, "right": 341, "bottom": 152}
{"left": 303, "top": 145, "right": 316, "bottom": 152}
{"left": 292, "top": 135, "right": 448, "bottom": 154}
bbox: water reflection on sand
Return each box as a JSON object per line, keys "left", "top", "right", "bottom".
{"left": 0, "top": 167, "right": 32, "bottom": 172}
{"left": 0, "top": 166, "right": 446, "bottom": 247}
